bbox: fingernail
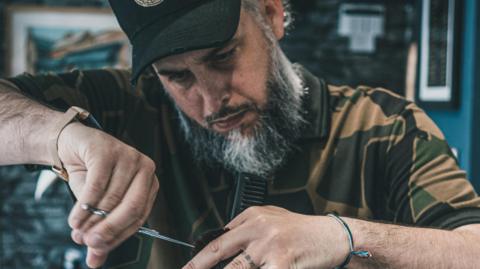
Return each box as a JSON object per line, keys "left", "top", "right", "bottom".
{"left": 87, "top": 250, "right": 99, "bottom": 269}
{"left": 72, "top": 230, "right": 84, "bottom": 244}
{"left": 69, "top": 216, "right": 81, "bottom": 229}
{"left": 87, "top": 248, "right": 107, "bottom": 269}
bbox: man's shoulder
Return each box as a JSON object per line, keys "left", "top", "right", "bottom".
{"left": 4, "top": 68, "right": 132, "bottom": 91}
{"left": 4, "top": 68, "right": 165, "bottom": 99}
{"left": 324, "top": 84, "right": 421, "bottom": 142}
{"left": 327, "top": 84, "right": 412, "bottom": 118}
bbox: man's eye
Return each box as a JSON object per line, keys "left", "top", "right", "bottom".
{"left": 168, "top": 71, "right": 191, "bottom": 82}
{"left": 214, "top": 48, "right": 236, "bottom": 63}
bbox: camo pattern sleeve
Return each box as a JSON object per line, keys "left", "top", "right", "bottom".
{"left": 382, "top": 92, "right": 480, "bottom": 229}
{"left": 4, "top": 69, "right": 140, "bottom": 138}
{"left": 314, "top": 85, "right": 480, "bottom": 229}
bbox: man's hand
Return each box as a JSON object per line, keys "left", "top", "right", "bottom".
{"left": 184, "top": 206, "right": 349, "bottom": 269}
{"left": 57, "top": 122, "right": 159, "bottom": 268}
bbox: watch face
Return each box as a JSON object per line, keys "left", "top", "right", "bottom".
{"left": 134, "top": 0, "right": 165, "bottom": 7}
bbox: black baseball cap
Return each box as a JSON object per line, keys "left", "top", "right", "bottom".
{"left": 108, "top": 0, "right": 242, "bottom": 84}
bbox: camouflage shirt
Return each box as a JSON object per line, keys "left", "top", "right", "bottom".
{"left": 4, "top": 66, "right": 480, "bottom": 268}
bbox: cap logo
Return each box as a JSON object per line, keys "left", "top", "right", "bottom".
{"left": 134, "top": 0, "right": 164, "bottom": 7}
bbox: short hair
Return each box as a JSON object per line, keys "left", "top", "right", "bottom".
{"left": 242, "top": 0, "right": 294, "bottom": 30}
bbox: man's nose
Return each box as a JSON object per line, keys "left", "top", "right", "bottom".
{"left": 196, "top": 75, "right": 231, "bottom": 115}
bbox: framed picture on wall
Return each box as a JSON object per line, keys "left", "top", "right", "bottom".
{"left": 416, "top": 0, "right": 463, "bottom": 109}
{"left": 5, "top": 5, "right": 131, "bottom": 76}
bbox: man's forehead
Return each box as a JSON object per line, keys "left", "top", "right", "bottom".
{"left": 153, "top": 47, "right": 212, "bottom": 68}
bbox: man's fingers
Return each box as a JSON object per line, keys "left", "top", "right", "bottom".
{"left": 225, "top": 206, "right": 260, "bottom": 230}
{"left": 83, "top": 168, "right": 156, "bottom": 249}
{"left": 87, "top": 177, "right": 158, "bottom": 252}
{"left": 68, "top": 160, "right": 113, "bottom": 229}
{"left": 71, "top": 229, "right": 84, "bottom": 245}
{"left": 78, "top": 161, "right": 137, "bottom": 232}
{"left": 185, "top": 223, "right": 256, "bottom": 269}
{"left": 86, "top": 247, "right": 109, "bottom": 269}
{"left": 224, "top": 252, "right": 259, "bottom": 269}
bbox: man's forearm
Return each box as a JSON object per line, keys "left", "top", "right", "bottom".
{"left": 345, "top": 217, "right": 479, "bottom": 269}
{"left": 0, "top": 79, "right": 62, "bottom": 166}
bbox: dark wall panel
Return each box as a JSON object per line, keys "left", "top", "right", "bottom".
{"left": 281, "top": 0, "right": 415, "bottom": 94}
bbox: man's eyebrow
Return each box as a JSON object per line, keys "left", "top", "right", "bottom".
{"left": 155, "top": 36, "right": 241, "bottom": 75}
{"left": 156, "top": 68, "right": 188, "bottom": 76}
{"left": 195, "top": 37, "right": 240, "bottom": 64}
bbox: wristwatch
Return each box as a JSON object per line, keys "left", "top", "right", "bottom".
{"left": 49, "top": 106, "right": 91, "bottom": 181}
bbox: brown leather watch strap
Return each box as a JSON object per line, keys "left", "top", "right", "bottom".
{"left": 49, "top": 106, "right": 90, "bottom": 181}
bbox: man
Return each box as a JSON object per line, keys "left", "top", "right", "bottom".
{"left": 1, "top": 0, "right": 480, "bottom": 268}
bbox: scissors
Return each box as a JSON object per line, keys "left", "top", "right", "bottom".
{"left": 66, "top": 114, "right": 194, "bottom": 249}
{"left": 81, "top": 203, "right": 194, "bottom": 249}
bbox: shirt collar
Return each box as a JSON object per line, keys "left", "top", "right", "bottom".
{"left": 296, "top": 65, "right": 331, "bottom": 141}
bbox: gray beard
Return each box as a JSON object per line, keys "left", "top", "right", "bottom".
{"left": 174, "top": 51, "right": 305, "bottom": 177}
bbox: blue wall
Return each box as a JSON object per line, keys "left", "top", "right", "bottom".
{"left": 425, "top": 0, "right": 478, "bottom": 188}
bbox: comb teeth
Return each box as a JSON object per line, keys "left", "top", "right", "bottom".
{"left": 230, "top": 174, "right": 268, "bottom": 219}
{"left": 239, "top": 180, "right": 266, "bottom": 210}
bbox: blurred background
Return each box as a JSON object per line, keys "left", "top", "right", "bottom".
{"left": 0, "top": 0, "right": 479, "bottom": 268}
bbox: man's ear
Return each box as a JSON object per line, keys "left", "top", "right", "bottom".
{"left": 259, "top": 0, "right": 285, "bottom": 40}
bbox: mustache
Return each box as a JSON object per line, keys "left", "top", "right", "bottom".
{"left": 205, "top": 103, "right": 257, "bottom": 126}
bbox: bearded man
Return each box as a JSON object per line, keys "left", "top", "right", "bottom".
{"left": 1, "top": 0, "right": 480, "bottom": 268}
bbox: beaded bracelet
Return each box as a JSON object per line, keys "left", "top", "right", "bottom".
{"left": 327, "top": 213, "right": 372, "bottom": 269}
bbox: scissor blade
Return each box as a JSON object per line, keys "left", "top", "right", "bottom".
{"left": 138, "top": 227, "right": 194, "bottom": 248}
{"left": 81, "top": 204, "right": 194, "bottom": 249}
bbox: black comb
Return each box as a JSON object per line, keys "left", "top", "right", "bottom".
{"left": 229, "top": 173, "right": 268, "bottom": 221}
{"left": 190, "top": 174, "right": 267, "bottom": 268}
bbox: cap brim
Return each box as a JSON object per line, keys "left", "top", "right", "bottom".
{"left": 131, "top": 0, "right": 241, "bottom": 84}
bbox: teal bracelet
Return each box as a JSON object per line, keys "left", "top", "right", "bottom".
{"left": 327, "top": 213, "right": 372, "bottom": 269}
